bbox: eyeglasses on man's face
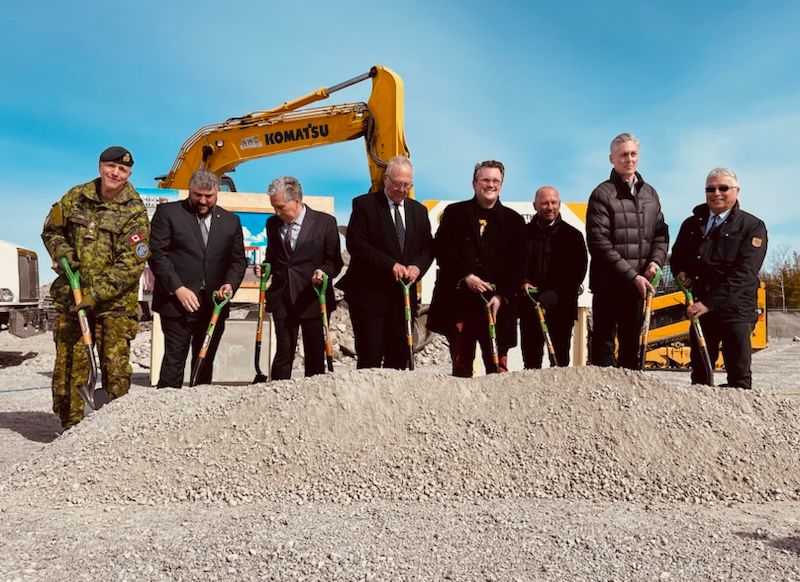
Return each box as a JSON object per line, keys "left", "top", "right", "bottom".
{"left": 386, "top": 175, "right": 413, "bottom": 191}
{"left": 705, "top": 185, "right": 738, "bottom": 193}
{"left": 477, "top": 178, "right": 502, "bottom": 186}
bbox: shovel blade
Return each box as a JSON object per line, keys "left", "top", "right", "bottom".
{"left": 77, "top": 346, "right": 103, "bottom": 410}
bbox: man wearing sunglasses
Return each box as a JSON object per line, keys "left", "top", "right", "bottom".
{"left": 586, "top": 133, "right": 669, "bottom": 369}
{"left": 670, "top": 167, "right": 767, "bottom": 389}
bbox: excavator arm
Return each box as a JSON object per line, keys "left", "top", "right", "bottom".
{"left": 157, "top": 65, "right": 409, "bottom": 194}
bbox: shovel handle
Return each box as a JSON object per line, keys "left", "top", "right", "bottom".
{"left": 213, "top": 290, "right": 233, "bottom": 312}
{"left": 313, "top": 272, "right": 329, "bottom": 306}
{"left": 259, "top": 261, "right": 272, "bottom": 292}
{"left": 400, "top": 279, "right": 415, "bottom": 370}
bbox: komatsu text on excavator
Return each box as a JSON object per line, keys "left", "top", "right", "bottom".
{"left": 145, "top": 65, "right": 422, "bottom": 383}
{"left": 155, "top": 65, "right": 410, "bottom": 195}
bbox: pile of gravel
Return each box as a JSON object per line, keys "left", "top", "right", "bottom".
{"left": 3, "top": 366, "right": 799, "bottom": 508}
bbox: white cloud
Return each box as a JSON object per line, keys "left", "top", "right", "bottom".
{"left": 242, "top": 226, "right": 267, "bottom": 247}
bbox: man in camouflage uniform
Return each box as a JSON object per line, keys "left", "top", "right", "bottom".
{"left": 42, "top": 146, "right": 150, "bottom": 430}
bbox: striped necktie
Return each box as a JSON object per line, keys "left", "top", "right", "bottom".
{"left": 284, "top": 222, "right": 294, "bottom": 253}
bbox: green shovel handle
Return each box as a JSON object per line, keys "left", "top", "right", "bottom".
{"left": 650, "top": 267, "right": 662, "bottom": 290}
{"left": 314, "top": 272, "right": 329, "bottom": 306}
{"left": 60, "top": 257, "right": 80, "bottom": 289}
{"left": 259, "top": 262, "right": 272, "bottom": 292}
{"left": 213, "top": 291, "right": 233, "bottom": 311}
{"left": 675, "top": 278, "right": 695, "bottom": 304}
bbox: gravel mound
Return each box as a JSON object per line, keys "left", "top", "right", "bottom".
{"left": 4, "top": 366, "right": 799, "bottom": 507}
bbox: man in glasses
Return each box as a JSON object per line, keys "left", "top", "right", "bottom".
{"left": 586, "top": 132, "right": 669, "bottom": 369}
{"left": 670, "top": 167, "right": 767, "bottom": 389}
{"left": 338, "top": 155, "right": 433, "bottom": 369}
{"left": 262, "top": 176, "right": 343, "bottom": 379}
{"left": 427, "top": 160, "right": 526, "bottom": 376}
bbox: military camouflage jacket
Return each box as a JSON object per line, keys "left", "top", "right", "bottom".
{"left": 42, "top": 179, "right": 150, "bottom": 316}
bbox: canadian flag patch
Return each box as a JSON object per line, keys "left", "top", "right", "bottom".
{"left": 128, "top": 233, "right": 143, "bottom": 245}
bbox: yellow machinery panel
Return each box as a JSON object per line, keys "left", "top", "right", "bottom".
{"left": 644, "top": 282, "right": 767, "bottom": 369}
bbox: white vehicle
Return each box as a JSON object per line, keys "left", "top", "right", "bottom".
{"left": 0, "top": 240, "right": 43, "bottom": 337}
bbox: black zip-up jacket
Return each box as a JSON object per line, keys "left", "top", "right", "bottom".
{"left": 520, "top": 214, "right": 587, "bottom": 321}
{"left": 586, "top": 169, "right": 669, "bottom": 293}
{"left": 670, "top": 201, "right": 767, "bottom": 323}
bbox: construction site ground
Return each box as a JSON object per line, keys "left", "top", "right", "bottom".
{"left": 0, "top": 312, "right": 799, "bottom": 580}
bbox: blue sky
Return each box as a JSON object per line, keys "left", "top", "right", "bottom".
{"left": 2, "top": 1, "right": 799, "bottom": 275}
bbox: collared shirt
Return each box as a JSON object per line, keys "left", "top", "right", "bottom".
{"left": 625, "top": 175, "right": 638, "bottom": 196}
{"left": 197, "top": 212, "right": 212, "bottom": 231}
{"left": 705, "top": 207, "right": 732, "bottom": 234}
{"left": 386, "top": 194, "right": 405, "bottom": 229}
{"left": 280, "top": 204, "right": 307, "bottom": 251}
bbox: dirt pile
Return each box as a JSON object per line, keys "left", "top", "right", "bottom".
{"left": 4, "top": 366, "right": 799, "bottom": 508}
{"left": 3, "top": 332, "right": 800, "bottom": 579}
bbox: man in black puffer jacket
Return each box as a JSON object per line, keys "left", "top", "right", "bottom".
{"left": 586, "top": 133, "right": 669, "bottom": 369}
{"left": 671, "top": 167, "right": 767, "bottom": 389}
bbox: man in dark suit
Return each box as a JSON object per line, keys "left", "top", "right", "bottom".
{"left": 519, "top": 186, "right": 588, "bottom": 368}
{"left": 427, "top": 160, "right": 527, "bottom": 377}
{"left": 337, "top": 156, "right": 433, "bottom": 369}
{"left": 263, "top": 176, "right": 343, "bottom": 379}
{"left": 149, "top": 168, "right": 247, "bottom": 387}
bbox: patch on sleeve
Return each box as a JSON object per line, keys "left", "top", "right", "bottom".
{"left": 135, "top": 242, "right": 149, "bottom": 258}
{"left": 128, "top": 232, "right": 144, "bottom": 245}
{"left": 48, "top": 203, "right": 64, "bottom": 227}
{"left": 751, "top": 237, "right": 763, "bottom": 248}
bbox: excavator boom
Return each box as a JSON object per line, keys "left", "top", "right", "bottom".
{"left": 157, "top": 65, "right": 409, "bottom": 194}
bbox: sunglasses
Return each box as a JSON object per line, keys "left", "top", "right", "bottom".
{"left": 705, "top": 185, "right": 738, "bottom": 193}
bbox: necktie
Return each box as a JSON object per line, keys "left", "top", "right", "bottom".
{"left": 393, "top": 203, "right": 405, "bottom": 249}
{"left": 198, "top": 216, "right": 209, "bottom": 246}
{"left": 284, "top": 222, "right": 294, "bottom": 253}
{"left": 707, "top": 214, "right": 719, "bottom": 236}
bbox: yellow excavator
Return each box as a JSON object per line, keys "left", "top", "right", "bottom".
{"left": 155, "top": 65, "right": 409, "bottom": 194}
{"left": 146, "top": 64, "right": 434, "bottom": 381}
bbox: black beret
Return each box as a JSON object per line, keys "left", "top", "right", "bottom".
{"left": 99, "top": 146, "right": 134, "bottom": 167}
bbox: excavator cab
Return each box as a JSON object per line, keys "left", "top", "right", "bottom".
{"left": 220, "top": 175, "right": 236, "bottom": 192}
